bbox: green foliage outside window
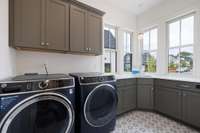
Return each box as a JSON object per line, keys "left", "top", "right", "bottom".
{"left": 168, "top": 51, "right": 193, "bottom": 73}
{"left": 145, "top": 54, "right": 156, "bottom": 72}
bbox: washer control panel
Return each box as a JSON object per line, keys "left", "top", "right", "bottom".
{"left": 0, "top": 78, "right": 74, "bottom": 94}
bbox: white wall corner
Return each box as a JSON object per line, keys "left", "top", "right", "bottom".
{"left": 193, "top": 10, "right": 200, "bottom": 78}
{"left": 116, "top": 29, "right": 125, "bottom": 74}
{"left": 157, "top": 22, "right": 168, "bottom": 74}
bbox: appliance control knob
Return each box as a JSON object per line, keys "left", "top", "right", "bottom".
{"left": 1, "top": 84, "right": 7, "bottom": 88}
{"left": 99, "top": 77, "right": 104, "bottom": 81}
{"left": 39, "top": 80, "right": 49, "bottom": 89}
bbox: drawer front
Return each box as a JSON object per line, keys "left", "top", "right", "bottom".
{"left": 155, "top": 79, "right": 195, "bottom": 90}
{"left": 117, "top": 78, "right": 136, "bottom": 87}
{"left": 137, "top": 78, "right": 154, "bottom": 85}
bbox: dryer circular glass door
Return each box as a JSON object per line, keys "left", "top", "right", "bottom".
{"left": 84, "top": 84, "right": 118, "bottom": 127}
{"left": 0, "top": 93, "right": 74, "bottom": 133}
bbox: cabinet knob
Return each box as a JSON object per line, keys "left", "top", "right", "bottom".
{"left": 152, "top": 88, "right": 154, "bottom": 91}
{"left": 183, "top": 93, "right": 187, "bottom": 97}
{"left": 41, "top": 42, "right": 45, "bottom": 46}
{"left": 46, "top": 43, "right": 50, "bottom": 46}
{"left": 88, "top": 48, "right": 92, "bottom": 51}
{"left": 86, "top": 48, "right": 89, "bottom": 51}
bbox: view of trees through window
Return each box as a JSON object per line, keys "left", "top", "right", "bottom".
{"left": 142, "top": 28, "right": 158, "bottom": 73}
{"left": 168, "top": 15, "right": 194, "bottom": 74}
{"left": 104, "top": 26, "right": 117, "bottom": 73}
{"left": 124, "top": 32, "right": 132, "bottom": 72}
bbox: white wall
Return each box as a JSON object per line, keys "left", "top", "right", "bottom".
{"left": 136, "top": 0, "right": 200, "bottom": 77}
{"left": 16, "top": 0, "right": 136, "bottom": 75}
{"left": 16, "top": 51, "right": 101, "bottom": 75}
{"left": 0, "top": 0, "right": 16, "bottom": 80}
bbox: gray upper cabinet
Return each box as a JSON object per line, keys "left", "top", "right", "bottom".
{"left": 10, "top": 0, "right": 69, "bottom": 51}
{"left": 10, "top": 0, "right": 105, "bottom": 55}
{"left": 46, "top": 0, "right": 69, "bottom": 51}
{"left": 10, "top": 0, "right": 44, "bottom": 49}
{"left": 70, "top": 4, "right": 103, "bottom": 55}
{"left": 182, "top": 91, "right": 200, "bottom": 127}
{"left": 155, "top": 86, "right": 182, "bottom": 120}
{"left": 70, "top": 5, "right": 87, "bottom": 53}
{"left": 87, "top": 12, "right": 103, "bottom": 55}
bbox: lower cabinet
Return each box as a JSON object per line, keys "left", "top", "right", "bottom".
{"left": 182, "top": 91, "right": 200, "bottom": 127}
{"left": 137, "top": 85, "right": 154, "bottom": 110}
{"left": 117, "top": 89, "right": 124, "bottom": 115}
{"left": 117, "top": 78, "right": 200, "bottom": 128}
{"left": 117, "top": 79, "right": 137, "bottom": 115}
{"left": 137, "top": 78, "right": 154, "bottom": 110}
{"left": 123, "top": 86, "right": 137, "bottom": 111}
{"left": 155, "top": 86, "right": 182, "bottom": 120}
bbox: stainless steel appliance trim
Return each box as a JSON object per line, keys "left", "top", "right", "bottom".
{"left": 0, "top": 85, "right": 75, "bottom": 97}
{"left": 0, "top": 93, "right": 75, "bottom": 133}
{"left": 83, "top": 84, "right": 116, "bottom": 127}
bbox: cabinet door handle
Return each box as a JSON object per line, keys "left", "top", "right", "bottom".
{"left": 177, "top": 85, "right": 191, "bottom": 88}
{"left": 41, "top": 42, "right": 45, "bottom": 46}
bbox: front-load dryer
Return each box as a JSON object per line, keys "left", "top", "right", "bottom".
{"left": 70, "top": 73, "right": 118, "bottom": 133}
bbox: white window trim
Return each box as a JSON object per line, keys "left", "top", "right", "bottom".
{"left": 123, "top": 31, "right": 134, "bottom": 73}
{"left": 142, "top": 27, "right": 158, "bottom": 73}
{"left": 102, "top": 24, "right": 118, "bottom": 74}
{"left": 167, "top": 14, "right": 194, "bottom": 74}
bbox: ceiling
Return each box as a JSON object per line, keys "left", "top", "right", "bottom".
{"left": 106, "top": 0, "right": 165, "bottom": 15}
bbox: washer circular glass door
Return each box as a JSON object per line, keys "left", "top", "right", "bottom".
{"left": 84, "top": 84, "right": 118, "bottom": 127}
{"left": 0, "top": 93, "right": 74, "bottom": 133}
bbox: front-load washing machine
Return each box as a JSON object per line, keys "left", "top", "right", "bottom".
{"left": 0, "top": 74, "right": 75, "bottom": 133}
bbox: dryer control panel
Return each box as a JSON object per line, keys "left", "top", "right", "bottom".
{"left": 79, "top": 76, "right": 115, "bottom": 84}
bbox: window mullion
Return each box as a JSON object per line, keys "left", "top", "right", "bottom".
{"left": 179, "top": 20, "right": 182, "bottom": 73}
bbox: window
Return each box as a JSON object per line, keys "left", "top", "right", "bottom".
{"left": 168, "top": 15, "right": 194, "bottom": 74}
{"left": 104, "top": 25, "right": 117, "bottom": 73}
{"left": 124, "top": 32, "right": 132, "bottom": 72}
{"left": 142, "top": 28, "right": 158, "bottom": 73}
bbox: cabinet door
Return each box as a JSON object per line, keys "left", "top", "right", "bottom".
{"left": 137, "top": 85, "right": 154, "bottom": 110}
{"left": 117, "top": 89, "right": 124, "bottom": 115}
{"left": 155, "top": 87, "right": 182, "bottom": 119}
{"left": 12, "top": 0, "right": 45, "bottom": 48}
{"left": 123, "top": 86, "right": 137, "bottom": 112}
{"left": 70, "top": 5, "right": 87, "bottom": 52}
{"left": 87, "top": 12, "right": 103, "bottom": 55}
{"left": 182, "top": 91, "right": 200, "bottom": 127}
{"left": 46, "top": 0, "right": 69, "bottom": 51}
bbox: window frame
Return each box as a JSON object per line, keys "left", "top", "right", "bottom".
{"left": 103, "top": 24, "right": 118, "bottom": 74}
{"left": 167, "top": 13, "right": 194, "bottom": 74}
{"left": 123, "top": 31, "right": 133, "bottom": 73}
{"left": 142, "top": 27, "right": 158, "bottom": 73}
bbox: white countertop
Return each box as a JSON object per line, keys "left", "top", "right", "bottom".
{"left": 115, "top": 73, "right": 200, "bottom": 83}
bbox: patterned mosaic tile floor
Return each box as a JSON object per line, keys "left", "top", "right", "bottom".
{"left": 112, "top": 111, "right": 199, "bottom": 133}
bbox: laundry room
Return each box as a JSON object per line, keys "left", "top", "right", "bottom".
{"left": 0, "top": 0, "right": 200, "bottom": 133}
